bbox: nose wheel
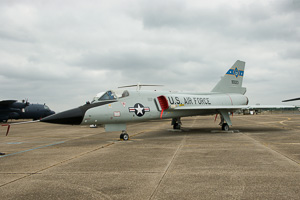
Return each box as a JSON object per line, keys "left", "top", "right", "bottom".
{"left": 120, "top": 131, "right": 129, "bottom": 141}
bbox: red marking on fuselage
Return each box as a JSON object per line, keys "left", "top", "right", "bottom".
{"left": 157, "top": 95, "right": 169, "bottom": 110}
{"left": 157, "top": 96, "right": 169, "bottom": 119}
{"left": 226, "top": 94, "right": 233, "bottom": 105}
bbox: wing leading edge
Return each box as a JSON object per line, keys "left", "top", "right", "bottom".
{"left": 282, "top": 98, "right": 300, "bottom": 102}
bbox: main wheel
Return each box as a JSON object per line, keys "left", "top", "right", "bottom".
{"left": 173, "top": 123, "right": 181, "bottom": 129}
{"left": 222, "top": 123, "right": 229, "bottom": 131}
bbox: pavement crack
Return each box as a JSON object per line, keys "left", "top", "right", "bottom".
{"left": 149, "top": 133, "right": 187, "bottom": 200}
{"left": 0, "top": 142, "right": 115, "bottom": 188}
{"left": 0, "top": 130, "right": 149, "bottom": 189}
{"left": 242, "top": 133, "right": 300, "bottom": 166}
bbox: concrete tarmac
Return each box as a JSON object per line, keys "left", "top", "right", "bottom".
{"left": 0, "top": 114, "right": 300, "bottom": 199}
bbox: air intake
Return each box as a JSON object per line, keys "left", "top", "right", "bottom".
{"left": 157, "top": 96, "right": 169, "bottom": 110}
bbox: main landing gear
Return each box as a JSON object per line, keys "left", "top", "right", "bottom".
{"left": 172, "top": 117, "right": 182, "bottom": 130}
{"left": 222, "top": 123, "right": 229, "bottom": 131}
{"left": 120, "top": 130, "right": 129, "bottom": 141}
{"left": 218, "top": 113, "right": 230, "bottom": 131}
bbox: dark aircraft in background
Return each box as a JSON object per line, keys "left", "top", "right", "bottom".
{"left": 0, "top": 100, "right": 29, "bottom": 122}
{"left": 0, "top": 100, "right": 55, "bottom": 122}
{"left": 282, "top": 98, "right": 300, "bottom": 102}
{"left": 20, "top": 103, "right": 55, "bottom": 120}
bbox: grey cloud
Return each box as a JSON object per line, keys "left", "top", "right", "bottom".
{"left": 138, "top": 0, "right": 300, "bottom": 42}
{"left": 280, "top": 47, "right": 300, "bottom": 60}
{"left": 73, "top": 51, "right": 171, "bottom": 70}
{"left": 70, "top": 46, "right": 206, "bottom": 71}
{"left": 0, "top": 29, "right": 36, "bottom": 43}
{"left": 273, "top": 0, "right": 300, "bottom": 13}
{"left": 0, "top": 64, "right": 67, "bottom": 81}
{"left": 0, "top": 0, "right": 299, "bottom": 111}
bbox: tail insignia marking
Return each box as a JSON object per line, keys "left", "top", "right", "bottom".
{"left": 226, "top": 67, "right": 244, "bottom": 78}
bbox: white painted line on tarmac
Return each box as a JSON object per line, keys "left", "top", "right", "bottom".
{"left": 0, "top": 141, "right": 65, "bottom": 158}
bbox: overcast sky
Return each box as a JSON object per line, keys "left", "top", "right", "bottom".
{"left": 1, "top": 0, "right": 299, "bottom": 112}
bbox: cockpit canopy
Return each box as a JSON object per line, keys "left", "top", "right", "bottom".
{"left": 91, "top": 90, "right": 129, "bottom": 103}
{"left": 44, "top": 105, "right": 50, "bottom": 110}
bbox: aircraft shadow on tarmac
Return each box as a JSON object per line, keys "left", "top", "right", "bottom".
{"left": 186, "top": 126, "right": 282, "bottom": 133}
{"left": 135, "top": 126, "right": 284, "bottom": 139}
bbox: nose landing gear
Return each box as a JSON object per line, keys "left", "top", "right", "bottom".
{"left": 120, "top": 130, "right": 129, "bottom": 141}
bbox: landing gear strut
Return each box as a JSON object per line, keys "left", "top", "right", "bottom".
{"left": 218, "top": 113, "right": 230, "bottom": 131}
{"left": 172, "top": 117, "right": 182, "bottom": 129}
{"left": 120, "top": 130, "right": 129, "bottom": 141}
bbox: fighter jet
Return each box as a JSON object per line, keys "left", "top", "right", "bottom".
{"left": 38, "top": 60, "right": 294, "bottom": 140}
{"left": 0, "top": 100, "right": 55, "bottom": 122}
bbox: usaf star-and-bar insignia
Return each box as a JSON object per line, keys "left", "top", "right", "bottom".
{"left": 129, "top": 103, "right": 150, "bottom": 117}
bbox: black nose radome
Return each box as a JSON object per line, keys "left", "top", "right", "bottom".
{"left": 40, "top": 107, "right": 84, "bottom": 125}
{"left": 40, "top": 100, "right": 117, "bottom": 125}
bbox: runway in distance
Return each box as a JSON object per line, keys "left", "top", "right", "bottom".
{"left": 3, "top": 60, "right": 295, "bottom": 140}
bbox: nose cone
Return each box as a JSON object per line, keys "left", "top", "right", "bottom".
{"left": 40, "top": 107, "right": 84, "bottom": 125}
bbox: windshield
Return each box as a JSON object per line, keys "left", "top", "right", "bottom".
{"left": 100, "top": 91, "right": 116, "bottom": 100}
{"left": 91, "top": 90, "right": 130, "bottom": 103}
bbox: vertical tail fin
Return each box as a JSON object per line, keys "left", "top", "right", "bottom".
{"left": 211, "top": 60, "right": 246, "bottom": 94}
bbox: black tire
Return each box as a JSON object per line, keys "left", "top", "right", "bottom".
{"left": 123, "top": 133, "right": 129, "bottom": 141}
{"left": 120, "top": 133, "right": 124, "bottom": 140}
{"left": 222, "top": 123, "right": 229, "bottom": 131}
{"left": 173, "top": 123, "right": 181, "bottom": 130}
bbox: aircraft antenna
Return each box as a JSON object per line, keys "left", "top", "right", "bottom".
{"left": 118, "top": 82, "right": 163, "bottom": 91}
